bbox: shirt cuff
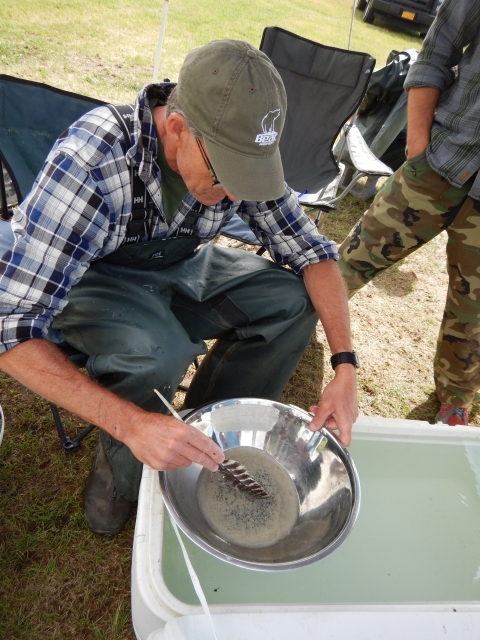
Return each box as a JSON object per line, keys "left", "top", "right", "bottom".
{"left": 404, "top": 61, "right": 455, "bottom": 93}
{"left": 289, "top": 244, "right": 339, "bottom": 275}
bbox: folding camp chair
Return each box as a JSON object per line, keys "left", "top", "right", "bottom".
{"left": 0, "top": 74, "right": 107, "bottom": 452}
{"left": 335, "top": 48, "right": 418, "bottom": 201}
{"left": 0, "top": 75, "right": 106, "bottom": 219}
{"left": 221, "top": 26, "right": 392, "bottom": 244}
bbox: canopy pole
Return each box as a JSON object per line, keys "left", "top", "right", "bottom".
{"left": 152, "top": 0, "right": 170, "bottom": 83}
{"left": 347, "top": 0, "right": 356, "bottom": 50}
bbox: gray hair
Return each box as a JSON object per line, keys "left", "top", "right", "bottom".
{"left": 166, "top": 87, "right": 202, "bottom": 139}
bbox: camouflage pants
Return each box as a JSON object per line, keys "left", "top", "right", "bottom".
{"left": 338, "top": 150, "right": 480, "bottom": 408}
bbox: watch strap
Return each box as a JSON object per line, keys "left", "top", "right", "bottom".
{"left": 330, "top": 350, "right": 359, "bottom": 370}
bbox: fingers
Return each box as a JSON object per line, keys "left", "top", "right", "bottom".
{"left": 324, "top": 412, "right": 353, "bottom": 447}
{"left": 181, "top": 422, "right": 225, "bottom": 470}
{"left": 181, "top": 441, "right": 223, "bottom": 472}
{"left": 308, "top": 371, "right": 358, "bottom": 448}
{"left": 309, "top": 400, "right": 355, "bottom": 447}
{"left": 126, "top": 413, "right": 225, "bottom": 472}
{"left": 309, "top": 404, "right": 352, "bottom": 447}
{"left": 309, "top": 404, "right": 327, "bottom": 430}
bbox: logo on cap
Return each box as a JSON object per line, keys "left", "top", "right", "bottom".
{"left": 255, "top": 109, "right": 281, "bottom": 146}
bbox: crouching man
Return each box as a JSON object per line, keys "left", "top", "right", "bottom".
{"left": 0, "top": 40, "right": 358, "bottom": 534}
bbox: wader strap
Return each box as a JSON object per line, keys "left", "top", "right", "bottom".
{"left": 97, "top": 104, "right": 201, "bottom": 270}
{"left": 107, "top": 103, "right": 159, "bottom": 244}
{"left": 108, "top": 104, "right": 133, "bottom": 147}
{"left": 107, "top": 102, "right": 207, "bottom": 244}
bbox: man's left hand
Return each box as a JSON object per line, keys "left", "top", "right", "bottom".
{"left": 309, "top": 364, "right": 358, "bottom": 446}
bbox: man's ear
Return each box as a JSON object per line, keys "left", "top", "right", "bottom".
{"left": 165, "top": 113, "right": 187, "bottom": 145}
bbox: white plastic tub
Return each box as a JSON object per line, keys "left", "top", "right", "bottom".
{"left": 131, "top": 416, "right": 480, "bottom": 640}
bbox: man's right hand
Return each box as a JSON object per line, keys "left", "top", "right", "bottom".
{"left": 0, "top": 338, "right": 224, "bottom": 472}
{"left": 122, "top": 409, "right": 224, "bottom": 472}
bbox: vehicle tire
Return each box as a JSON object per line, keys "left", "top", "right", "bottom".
{"left": 363, "top": 0, "right": 375, "bottom": 24}
{"left": 356, "top": 0, "right": 367, "bottom": 10}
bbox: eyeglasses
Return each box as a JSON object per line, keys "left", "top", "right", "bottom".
{"left": 195, "top": 138, "right": 222, "bottom": 188}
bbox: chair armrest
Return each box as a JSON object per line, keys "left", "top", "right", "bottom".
{"left": 346, "top": 124, "right": 393, "bottom": 177}
{"left": 296, "top": 164, "right": 345, "bottom": 207}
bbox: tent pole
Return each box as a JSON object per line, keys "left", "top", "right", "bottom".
{"left": 152, "top": 0, "right": 170, "bottom": 83}
{"left": 347, "top": 0, "right": 356, "bottom": 50}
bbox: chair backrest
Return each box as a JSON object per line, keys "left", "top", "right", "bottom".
{"left": 259, "top": 27, "right": 375, "bottom": 195}
{"left": 332, "top": 48, "right": 418, "bottom": 174}
{"left": 0, "top": 74, "right": 105, "bottom": 203}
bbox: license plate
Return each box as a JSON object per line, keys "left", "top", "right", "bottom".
{"left": 401, "top": 10, "right": 416, "bottom": 20}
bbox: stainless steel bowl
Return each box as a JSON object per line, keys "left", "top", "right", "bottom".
{"left": 159, "top": 398, "right": 360, "bottom": 571}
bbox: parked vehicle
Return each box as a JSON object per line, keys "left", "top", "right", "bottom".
{"left": 356, "top": 0, "right": 442, "bottom": 37}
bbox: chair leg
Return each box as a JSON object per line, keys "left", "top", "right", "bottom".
{"left": 177, "top": 357, "right": 200, "bottom": 392}
{"left": 49, "top": 402, "right": 96, "bottom": 454}
{"left": 314, "top": 208, "right": 324, "bottom": 228}
{"left": 0, "top": 162, "right": 10, "bottom": 221}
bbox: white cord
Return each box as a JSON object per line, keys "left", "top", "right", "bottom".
{"left": 169, "top": 512, "right": 219, "bottom": 640}
{"left": 0, "top": 403, "right": 4, "bottom": 446}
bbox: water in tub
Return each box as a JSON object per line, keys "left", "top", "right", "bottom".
{"left": 163, "top": 438, "right": 480, "bottom": 605}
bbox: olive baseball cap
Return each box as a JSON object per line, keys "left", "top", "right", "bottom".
{"left": 176, "top": 39, "right": 287, "bottom": 201}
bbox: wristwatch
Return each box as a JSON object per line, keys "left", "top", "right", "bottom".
{"left": 330, "top": 350, "right": 360, "bottom": 370}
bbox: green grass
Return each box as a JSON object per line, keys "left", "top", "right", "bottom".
{"left": 0, "top": 0, "right": 423, "bottom": 102}
{"left": 0, "top": 376, "right": 134, "bottom": 639}
{"left": 0, "top": 1, "right": 435, "bottom": 638}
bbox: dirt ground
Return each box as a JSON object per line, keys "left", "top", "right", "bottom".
{"left": 214, "top": 211, "right": 479, "bottom": 427}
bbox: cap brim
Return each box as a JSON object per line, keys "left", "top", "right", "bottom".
{"left": 204, "top": 138, "right": 285, "bottom": 202}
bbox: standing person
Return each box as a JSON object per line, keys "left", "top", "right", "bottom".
{"left": 339, "top": 0, "right": 480, "bottom": 427}
{"left": 0, "top": 40, "right": 358, "bottom": 535}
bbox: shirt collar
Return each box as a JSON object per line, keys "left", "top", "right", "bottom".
{"left": 127, "top": 82, "right": 176, "bottom": 182}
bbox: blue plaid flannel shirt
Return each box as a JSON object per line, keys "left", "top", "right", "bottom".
{"left": 0, "top": 84, "right": 338, "bottom": 353}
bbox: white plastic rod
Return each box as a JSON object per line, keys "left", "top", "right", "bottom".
{"left": 152, "top": 0, "right": 170, "bottom": 83}
{"left": 153, "top": 388, "right": 182, "bottom": 421}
